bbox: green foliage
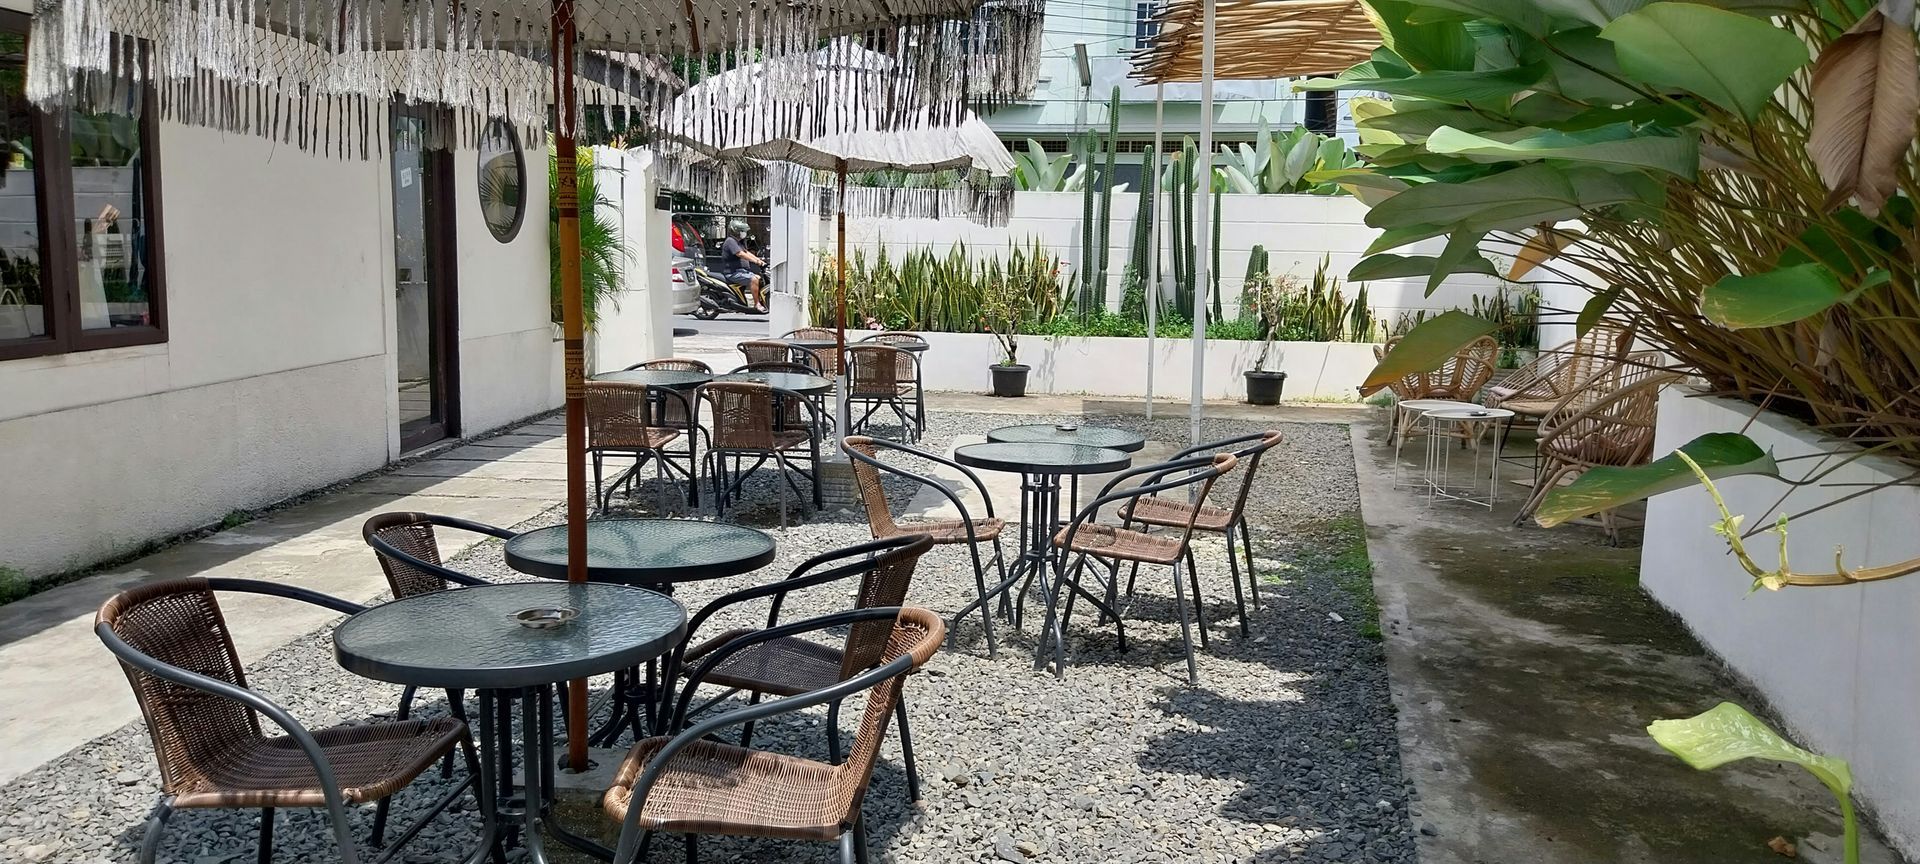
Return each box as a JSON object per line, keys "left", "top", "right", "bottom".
{"left": 220, "top": 510, "right": 253, "bottom": 530}
{"left": 1121, "top": 148, "right": 1160, "bottom": 312}
{"left": 0, "top": 566, "right": 26, "bottom": 606}
{"left": 1211, "top": 183, "right": 1223, "bottom": 321}
{"left": 1468, "top": 284, "right": 1540, "bottom": 366}
{"left": 1011, "top": 138, "right": 1091, "bottom": 191}
{"left": 809, "top": 240, "right": 1065, "bottom": 338}
{"left": 1214, "top": 124, "right": 1362, "bottom": 194}
{"left": 1649, "top": 702, "right": 1858, "bottom": 864}
{"left": 1080, "top": 130, "right": 1099, "bottom": 316}
{"left": 1097, "top": 86, "right": 1120, "bottom": 296}
{"left": 549, "top": 147, "right": 627, "bottom": 329}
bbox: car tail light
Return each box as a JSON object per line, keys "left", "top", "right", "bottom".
{"left": 672, "top": 224, "right": 686, "bottom": 252}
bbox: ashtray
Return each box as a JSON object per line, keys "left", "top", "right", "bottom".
{"left": 515, "top": 607, "right": 578, "bottom": 630}
{"left": 1470, "top": 411, "right": 1490, "bottom": 417}
{"left": 1055, "top": 423, "right": 1079, "bottom": 432}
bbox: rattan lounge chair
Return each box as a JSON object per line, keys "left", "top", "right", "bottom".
{"left": 783, "top": 327, "right": 842, "bottom": 375}
{"left": 586, "top": 380, "right": 700, "bottom": 512}
{"left": 96, "top": 577, "right": 489, "bottom": 864}
{"left": 843, "top": 434, "right": 1011, "bottom": 657}
{"left": 739, "top": 339, "right": 816, "bottom": 370}
{"left": 845, "top": 344, "right": 922, "bottom": 441}
{"left": 1514, "top": 353, "right": 1681, "bottom": 543}
{"left": 1120, "top": 430, "right": 1283, "bottom": 637}
{"left": 859, "top": 332, "right": 927, "bottom": 431}
{"left": 697, "top": 380, "right": 826, "bottom": 528}
{"left": 1378, "top": 334, "right": 1500, "bottom": 445}
{"left": 1483, "top": 323, "right": 1633, "bottom": 418}
{"left": 604, "top": 607, "right": 946, "bottom": 864}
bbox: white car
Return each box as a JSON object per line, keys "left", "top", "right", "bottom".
{"left": 669, "top": 258, "right": 700, "bottom": 315}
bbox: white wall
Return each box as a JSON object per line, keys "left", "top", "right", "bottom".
{"left": 834, "top": 191, "right": 1502, "bottom": 324}
{"left": 580, "top": 148, "right": 671, "bottom": 374}
{"left": 1, "top": 120, "right": 554, "bottom": 580}
{"left": 1641, "top": 390, "right": 1920, "bottom": 858}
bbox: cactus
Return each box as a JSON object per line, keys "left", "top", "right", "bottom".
{"left": 1122, "top": 147, "right": 1158, "bottom": 321}
{"left": 1180, "top": 137, "right": 1198, "bottom": 319}
{"left": 1211, "top": 179, "right": 1223, "bottom": 322}
{"left": 1079, "top": 129, "right": 1099, "bottom": 318}
{"left": 1096, "top": 86, "right": 1120, "bottom": 305}
{"left": 1240, "top": 243, "right": 1268, "bottom": 318}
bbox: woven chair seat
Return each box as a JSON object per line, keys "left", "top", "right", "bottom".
{"left": 605, "top": 737, "right": 846, "bottom": 841}
{"left": 883, "top": 517, "right": 1005, "bottom": 544}
{"left": 1053, "top": 523, "right": 1185, "bottom": 565}
{"left": 1501, "top": 399, "right": 1561, "bottom": 418}
{"left": 1126, "top": 496, "right": 1233, "bottom": 532}
{"left": 592, "top": 427, "right": 683, "bottom": 450}
{"left": 171, "top": 717, "right": 465, "bottom": 809}
{"left": 681, "top": 629, "right": 844, "bottom": 696}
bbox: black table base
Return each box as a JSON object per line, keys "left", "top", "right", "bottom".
{"left": 984, "top": 471, "right": 1123, "bottom": 678}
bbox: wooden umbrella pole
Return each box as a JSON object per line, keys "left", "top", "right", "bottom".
{"left": 553, "top": 0, "right": 591, "bottom": 772}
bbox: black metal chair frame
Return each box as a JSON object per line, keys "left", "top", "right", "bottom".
{"left": 623, "top": 358, "right": 713, "bottom": 373}
{"left": 1049, "top": 455, "right": 1235, "bottom": 685}
{"left": 1118, "top": 431, "right": 1278, "bottom": 640}
{"left": 857, "top": 333, "right": 927, "bottom": 434}
{"left": 844, "top": 344, "right": 922, "bottom": 441}
{"left": 98, "top": 578, "right": 493, "bottom": 864}
{"left": 611, "top": 607, "right": 924, "bottom": 864}
{"left": 657, "top": 535, "right": 932, "bottom": 800}
{"left": 588, "top": 385, "right": 706, "bottom": 514}
{"left": 842, "top": 437, "right": 1013, "bottom": 658}
{"left": 696, "top": 382, "right": 828, "bottom": 530}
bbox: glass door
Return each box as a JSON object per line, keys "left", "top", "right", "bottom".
{"left": 391, "top": 106, "right": 459, "bottom": 451}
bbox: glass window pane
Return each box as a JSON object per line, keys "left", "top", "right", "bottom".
{"left": 0, "top": 29, "right": 47, "bottom": 343}
{"left": 72, "top": 98, "right": 152, "bottom": 331}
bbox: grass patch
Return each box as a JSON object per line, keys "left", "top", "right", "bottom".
{"left": 221, "top": 509, "right": 254, "bottom": 529}
{"left": 1325, "top": 513, "right": 1382, "bottom": 640}
{"left": 0, "top": 566, "right": 27, "bottom": 605}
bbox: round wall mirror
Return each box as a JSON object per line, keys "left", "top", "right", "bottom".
{"left": 477, "top": 120, "right": 525, "bottom": 243}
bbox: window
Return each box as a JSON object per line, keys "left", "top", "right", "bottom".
{"left": 0, "top": 10, "right": 165, "bottom": 361}
{"left": 1134, "top": 1, "right": 1162, "bottom": 50}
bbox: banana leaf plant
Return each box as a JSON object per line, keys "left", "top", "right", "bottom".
{"left": 1214, "top": 123, "right": 1361, "bottom": 194}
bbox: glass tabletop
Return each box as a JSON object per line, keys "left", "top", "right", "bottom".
{"left": 333, "top": 582, "right": 686, "bottom": 689}
{"left": 986, "top": 423, "right": 1146, "bottom": 453}
{"left": 591, "top": 369, "right": 712, "bottom": 389}
{"left": 714, "top": 371, "right": 833, "bottom": 393}
{"left": 953, "top": 442, "right": 1133, "bottom": 475}
{"left": 505, "top": 519, "right": 776, "bottom": 585}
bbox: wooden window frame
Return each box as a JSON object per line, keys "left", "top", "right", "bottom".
{"left": 0, "top": 8, "right": 167, "bottom": 362}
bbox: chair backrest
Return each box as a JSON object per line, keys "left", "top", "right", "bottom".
{"left": 1547, "top": 322, "right": 1634, "bottom": 394}
{"left": 862, "top": 331, "right": 924, "bottom": 346}
{"left": 842, "top": 435, "right": 903, "bottom": 538}
{"left": 784, "top": 327, "right": 835, "bottom": 340}
{"left": 846, "top": 344, "right": 909, "bottom": 398}
{"left": 97, "top": 578, "right": 260, "bottom": 796}
{"left": 363, "top": 511, "right": 452, "bottom": 599}
{"left": 738, "top": 340, "right": 797, "bottom": 367}
{"left": 836, "top": 535, "right": 933, "bottom": 679}
{"left": 1543, "top": 354, "right": 1680, "bottom": 466}
{"left": 631, "top": 357, "right": 711, "bottom": 373}
{"left": 831, "top": 607, "right": 945, "bottom": 819}
{"left": 698, "top": 381, "right": 779, "bottom": 450}
{"left": 584, "top": 381, "right": 662, "bottom": 450}
{"left": 1377, "top": 335, "right": 1499, "bottom": 401}
{"left": 1221, "top": 430, "right": 1284, "bottom": 519}
{"left": 729, "top": 361, "right": 814, "bottom": 375}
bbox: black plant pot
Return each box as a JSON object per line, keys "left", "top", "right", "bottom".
{"left": 1244, "top": 370, "right": 1287, "bottom": 405}
{"left": 991, "top": 364, "right": 1030, "bottom": 397}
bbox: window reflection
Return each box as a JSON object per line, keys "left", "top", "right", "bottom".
{"left": 0, "top": 30, "right": 44, "bottom": 342}
{"left": 72, "top": 104, "right": 151, "bottom": 330}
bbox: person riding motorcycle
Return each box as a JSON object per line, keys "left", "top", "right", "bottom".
{"left": 719, "top": 219, "right": 766, "bottom": 309}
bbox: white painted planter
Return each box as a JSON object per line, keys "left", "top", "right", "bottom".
{"left": 839, "top": 328, "right": 1375, "bottom": 401}
{"left": 1642, "top": 389, "right": 1920, "bottom": 858}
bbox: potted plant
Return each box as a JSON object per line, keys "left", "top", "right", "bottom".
{"left": 979, "top": 262, "right": 1032, "bottom": 397}
{"left": 1243, "top": 270, "right": 1291, "bottom": 405}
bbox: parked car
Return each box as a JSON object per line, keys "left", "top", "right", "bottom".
{"left": 668, "top": 257, "right": 700, "bottom": 315}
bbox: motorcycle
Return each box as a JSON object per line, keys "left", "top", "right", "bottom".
{"left": 688, "top": 259, "right": 769, "bottom": 320}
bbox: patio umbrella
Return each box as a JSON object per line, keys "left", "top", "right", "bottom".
{"left": 27, "top": 0, "right": 1043, "bottom": 770}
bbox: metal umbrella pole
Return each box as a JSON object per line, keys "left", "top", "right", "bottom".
{"left": 1189, "top": 0, "right": 1216, "bottom": 445}
{"left": 834, "top": 161, "right": 852, "bottom": 438}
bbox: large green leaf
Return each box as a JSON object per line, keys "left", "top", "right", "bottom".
{"left": 1361, "top": 311, "right": 1500, "bottom": 395}
{"left": 1296, "top": 63, "right": 1546, "bottom": 103}
{"left": 1350, "top": 251, "right": 1499, "bottom": 281}
{"left": 1540, "top": 0, "right": 1806, "bottom": 25}
{"left": 1536, "top": 432, "right": 1778, "bottom": 527}
{"left": 1427, "top": 230, "right": 1489, "bottom": 295}
{"left": 1365, "top": 222, "right": 1456, "bottom": 254}
{"left": 1700, "top": 263, "right": 1862, "bottom": 329}
{"left": 1425, "top": 124, "right": 1699, "bottom": 177}
{"left": 1359, "top": 105, "right": 1521, "bottom": 140}
{"left": 1648, "top": 702, "right": 1852, "bottom": 803}
{"left": 1539, "top": 27, "right": 1649, "bottom": 104}
{"left": 1394, "top": 0, "right": 1554, "bottom": 33}
{"left": 1365, "top": 163, "right": 1660, "bottom": 232}
{"left": 1365, "top": 0, "right": 1479, "bottom": 71}
{"left": 1600, "top": 2, "right": 1810, "bottom": 121}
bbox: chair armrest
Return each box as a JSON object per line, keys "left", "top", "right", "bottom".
{"left": 1061, "top": 456, "right": 1223, "bottom": 557}
{"left": 845, "top": 438, "right": 997, "bottom": 519}
{"left": 666, "top": 607, "right": 907, "bottom": 734}
{"left": 364, "top": 533, "right": 491, "bottom": 588}
{"left": 204, "top": 577, "right": 368, "bottom": 615}
{"left": 426, "top": 514, "right": 518, "bottom": 542}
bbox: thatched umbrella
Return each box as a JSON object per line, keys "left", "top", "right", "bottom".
{"left": 26, "top": 0, "right": 1042, "bottom": 767}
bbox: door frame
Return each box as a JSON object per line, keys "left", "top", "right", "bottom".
{"left": 393, "top": 103, "right": 461, "bottom": 453}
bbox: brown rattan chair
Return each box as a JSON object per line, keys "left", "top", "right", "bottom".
{"left": 1378, "top": 334, "right": 1500, "bottom": 445}
{"left": 604, "top": 607, "right": 946, "bottom": 864}
{"left": 696, "top": 380, "right": 825, "bottom": 528}
{"left": 661, "top": 534, "right": 933, "bottom": 800}
{"left": 860, "top": 331, "right": 927, "bottom": 431}
{"left": 1483, "top": 323, "right": 1633, "bottom": 418}
{"left": 728, "top": 361, "right": 826, "bottom": 430}
{"left": 1120, "top": 430, "right": 1284, "bottom": 637}
{"left": 1047, "top": 452, "right": 1239, "bottom": 684}
{"left": 96, "top": 577, "right": 489, "bottom": 864}
{"left": 1514, "top": 353, "right": 1681, "bottom": 542}
{"left": 845, "top": 343, "right": 921, "bottom": 441}
{"left": 586, "top": 380, "right": 700, "bottom": 512}
{"left": 624, "top": 357, "right": 713, "bottom": 373}
{"left": 783, "top": 327, "right": 842, "bottom": 375}
{"left": 843, "top": 435, "right": 1011, "bottom": 657}
{"left": 739, "top": 339, "right": 815, "bottom": 371}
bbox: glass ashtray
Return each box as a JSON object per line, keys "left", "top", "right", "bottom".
{"left": 1055, "top": 423, "right": 1080, "bottom": 432}
{"left": 514, "top": 607, "right": 578, "bottom": 630}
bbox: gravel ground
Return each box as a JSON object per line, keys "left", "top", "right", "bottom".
{"left": 0, "top": 411, "right": 1413, "bottom": 864}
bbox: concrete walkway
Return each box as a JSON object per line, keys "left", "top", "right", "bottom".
{"left": 0, "top": 396, "right": 1355, "bottom": 789}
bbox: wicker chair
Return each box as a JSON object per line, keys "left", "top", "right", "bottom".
{"left": 739, "top": 339, "right": 815, "bottom": 371}
{"left": 1378, "top": 334, "right": 1500, "bottom": 445}
{"left": 1120, "top": 430, "right": 1283, "bottom": 638}
{"left": 697, "top": 381, "right": 825, "bottom": 528}
{"left": 605, "top": 607, "right": 946, "bottom": 864}
{"left": 361, "top": 511, "right": 509, "bottom": 785}
{"left": 843, "top": 435, "right": 1011, "bottom": 657}
{"left": 1047, "top": 452, "right": 1239, "bottom": 684}
{"left": 845, "top": 344, "right": 921, "bottom": 441}
{"left": 624, "top": 357, "right": 712, "bottom": 373}
{"left": 96, "top": 577, "right": 488, "bottom": 864}
{"left": 1514, "top": 354, "right": 1681, "bottom": 542}
{"left": 860, "top": 332, "right": 927, "bottom": 431}
{"left": 1483, "top": 323, "right": 1633, "bottom": 417}
{"left": 586, "top": 381, "right": 700, "bottom": 512}
{"left": 662, "top": 534, "right": 933, "bottom": 800}
{"left": 783, "top": 327, "right": 842, "bottom": 375}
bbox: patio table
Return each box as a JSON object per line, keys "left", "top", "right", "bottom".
{"left": 1391, "top": 399, "right": 1482, "bottom": 487}
{"left": 987, "top": 423, "right": 1146, "bottom": 513}
{"left": 589, "top": 368, "right": 712, "bottom": 389}
{"left": 505, "top": 518, "right": 775, "bottom": 743}
{"left": 954, "top": 441, "right": 1132, "bottom": 677}
{"left": 334, "top": 581, "right": 685, "bottom": 864}
{"left": 714, "top": 370, "right": 834, "bottom": 394}
{"left": 777, "top": 336, "right": 929, "bottom": 354}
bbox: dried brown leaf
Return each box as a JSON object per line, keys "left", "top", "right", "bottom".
{"left": 1767, "top": 836, "right": 1797, "bottom": 857}
{"left": 1507, "top": 224, "right": 1580, "bottom": 281}
{"left": 1808, "top": 3, "right": 1919, "bottom": 216}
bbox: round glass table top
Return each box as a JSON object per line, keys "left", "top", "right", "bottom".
{"left": 714, "top": 371, "right": 833, "bottom": 394}
{"left": 590, "top": 369, "right": 712, "bottom": 389}
{"left": 334, "top": 582, "right": 685, "bottom": 689}
{"left": 857, "top": 339, "right": 928, "bottom": 352}
{"left": 986, "top": 424, "right": 1146, "bottom": 453}
{"left": 775, "top": 337, "right": 838, "bottom": 351}
{"left": 1425, "top": 407, "right": 1515, "bottom": 422}
{"left": 505, "top": 519, "right": 776, "bottom": 584}
{"left": 953, "top": 441, "right": 1133, "bottom": 475}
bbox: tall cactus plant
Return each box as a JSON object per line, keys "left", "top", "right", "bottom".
{"left": 1122, "top": 147, "right": 1158, "bottom": 320}
{"left": 1096, "top": 86, "right": 1120, "bottom": 304}
{"left": 1241, "top": 243, "right": 1268, "bottom": 318}
{"left": 1178, "top": 137, "right": 1198, "bottom": 319}
{"left": 1211, "top": 180, "right": 1223, "bottom": 322}
{"left": 1078, "top": 129, "right": 1097, "bottom": 317}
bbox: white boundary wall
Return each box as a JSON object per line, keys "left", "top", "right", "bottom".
{"left": 832, "top": 191, "right": 1504, "bottom": 322}
{"left": 1641, "top": 389, "right": 1920, "bottom": 857}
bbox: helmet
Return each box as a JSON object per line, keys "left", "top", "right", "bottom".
{"left": 728, "top": 219, "right": 749, "bottom": 237}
